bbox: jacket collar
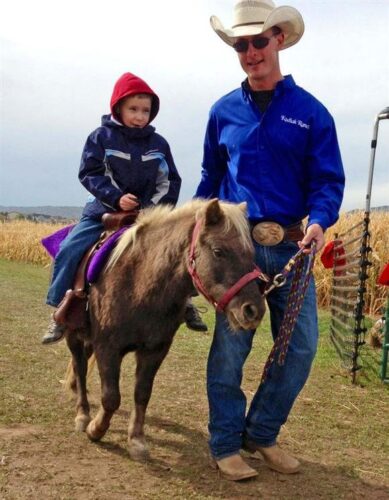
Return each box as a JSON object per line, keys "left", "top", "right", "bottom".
{"left": 242, "top": 74, "right": 295, "bottom": 100}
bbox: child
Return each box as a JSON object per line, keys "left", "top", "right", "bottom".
{"left": 42, "top": 72, "right": 206, "bottom": 344}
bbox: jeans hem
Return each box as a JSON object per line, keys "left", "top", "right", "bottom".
{"left": 210, "top": 449, "right": 242, "bottom": 461}
{"left": 249, "top": 439, "right": 277, "bottom": 448}
{"left": 244, "top": 433, "right": 277, "bottom": 448}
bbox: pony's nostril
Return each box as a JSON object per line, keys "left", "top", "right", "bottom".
{"left": 242, "top": 303, "right": 259, "bottom": 321}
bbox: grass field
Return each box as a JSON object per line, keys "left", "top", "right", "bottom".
{"left": 0, "top": 258, "right": 388, "bottom": 499}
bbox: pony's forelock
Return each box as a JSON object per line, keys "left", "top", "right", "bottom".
{"left": 218, "top": 202, "right": 252, "bottom": 250}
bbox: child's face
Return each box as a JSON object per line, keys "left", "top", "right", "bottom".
{"left": 118, "top": 94, "right": 152, "bottom": 128}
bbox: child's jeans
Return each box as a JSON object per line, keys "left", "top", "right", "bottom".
{"left": 46, "top": 216, "right": 103, "bottom": 307}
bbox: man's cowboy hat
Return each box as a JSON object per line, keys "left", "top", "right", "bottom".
{"left": 210, "top": 0, "right": 304, "bottom": 50}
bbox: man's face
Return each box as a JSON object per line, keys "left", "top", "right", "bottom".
{"left": 118, "top": 94, "right": 152, "bottom": 128}
{"left": 235, "top": 28, "right": 284, "bottom": 89}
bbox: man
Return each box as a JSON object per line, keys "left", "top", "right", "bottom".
{"left": 195, "top": 0, "right": 345, "bottom": 481}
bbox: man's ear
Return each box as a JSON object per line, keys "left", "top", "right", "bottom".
{"left": 276, "top": 31, "right": 285, "bottom": 50}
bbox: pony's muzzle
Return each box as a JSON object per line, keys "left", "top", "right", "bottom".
{"left": 227, "top": 299, "right": 266, "bottom": 331}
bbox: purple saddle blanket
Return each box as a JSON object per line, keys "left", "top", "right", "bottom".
{"left": 41, "top": 226, "right": 128, "bottom": 283}
{"left": 41, "top": 224, "right": 75, "bottom": 259}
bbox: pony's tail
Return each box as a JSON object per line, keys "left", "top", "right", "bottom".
{"left": 63, "top": 354, "right": 96, "bottom": 396}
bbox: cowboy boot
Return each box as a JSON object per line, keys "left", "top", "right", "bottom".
{"left": 242, "top": 438, "right": 301, "bottom": 474}
{"left": 41, "top": 318, "right": 66, "bottom": 345}
{"left": 211, "top": 453, "right": 258, "bottom": 481}
{"left": 184, "top": 302, "right": 207, "bottom": 332}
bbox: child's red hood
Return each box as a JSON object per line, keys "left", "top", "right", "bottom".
{"left": 110, "top": 72, "right": 160, "bottom": 124}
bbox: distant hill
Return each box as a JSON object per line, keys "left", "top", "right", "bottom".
{"left": 0, "top": 206, "right": 83, "bottom": 220}
{"left": 371, "top": 205, "right": 389, "bottom": 212}
{"left": 1, "top": 204, "right": 388, "bottom": 220}
{"left": 348, "top": 206, "right": 389, "bottom": 214}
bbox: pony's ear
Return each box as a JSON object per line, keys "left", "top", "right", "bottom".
{"left": 238, "top": 202, "right": 247, "bottom": 214}
{"left": 204, "top": 198, "right": 224, "bottom": 226}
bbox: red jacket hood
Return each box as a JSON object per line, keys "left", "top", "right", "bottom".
{"left": 110, "top": 72, "right": 160, "bottom": 124}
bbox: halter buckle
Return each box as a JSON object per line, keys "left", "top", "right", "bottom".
{"left": 264, "top": 273, "right": 287, "bottom": 296}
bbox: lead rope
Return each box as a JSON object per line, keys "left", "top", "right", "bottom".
{"left": 260, "top": 244, "right": 316, "bottom": 385}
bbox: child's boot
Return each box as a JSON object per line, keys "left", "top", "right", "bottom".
{"left": 184, "top": 303, "right": 207, "bottom": 332}
{"left": 41, "top": 318, "right": 66, "bottom": 345}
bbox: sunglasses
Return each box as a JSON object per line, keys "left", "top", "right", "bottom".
{"left": 232, "top": 35, "right": 275, "bottom": 53}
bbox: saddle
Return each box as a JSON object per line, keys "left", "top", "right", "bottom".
{"left": 53, "top": 210, "right": 138, "bottom": 330}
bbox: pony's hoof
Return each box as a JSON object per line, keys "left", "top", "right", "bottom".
{"left": 128, "top": 437, "right": 149, "bottom": 461}
{"left": 75, "top": 415, "right": 91, "bottom": 432}
{"left": 86, "top": 420, "right": 105, "bottom": 441}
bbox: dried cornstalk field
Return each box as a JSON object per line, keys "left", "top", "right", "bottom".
{"left": 314, "top": 211, "right": 389, "bottom": 315}
{"left": 0, "top": 220, "right": 65, "bottom": 266}
{"left": 1, "top": 211, "right": 388, "bottom": 314}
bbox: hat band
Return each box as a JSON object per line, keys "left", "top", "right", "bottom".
{"left": 232, "top": 21, "right": 265, "bottom": 29}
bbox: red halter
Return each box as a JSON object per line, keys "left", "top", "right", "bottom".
{"left": 187, "top": 219, "right": 267, "bottom": 312}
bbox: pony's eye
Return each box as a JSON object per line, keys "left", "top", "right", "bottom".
{"left": 213, "top": 248, "right": 223, "bottom": 258}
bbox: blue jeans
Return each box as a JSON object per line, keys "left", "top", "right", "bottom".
{"left": 46, "top": 216, "right": 103, "bottom": 307}
{"left": 207, "top": 241, "right": 318, "bottom": 459}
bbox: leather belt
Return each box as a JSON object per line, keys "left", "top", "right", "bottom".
{"left": 251, "top": 221, "right": 304, "bottom": 246}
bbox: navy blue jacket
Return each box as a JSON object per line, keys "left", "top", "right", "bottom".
{"left": 195, "top": 75, "right": 345, "bottom": 231}
{"left": 80, "top": 115, "right": 181, "bottom": 220}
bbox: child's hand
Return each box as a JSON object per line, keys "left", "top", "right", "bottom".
{"left": 119, "top": 193, "right": 139, "bottom": 211}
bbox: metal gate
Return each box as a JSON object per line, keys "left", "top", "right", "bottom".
{"left": 329, "top": 107, "right": 389, "bottom": 383}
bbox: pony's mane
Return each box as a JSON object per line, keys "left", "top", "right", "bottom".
{"left": 106, "top": 199, "right": 251, "bottom": 270}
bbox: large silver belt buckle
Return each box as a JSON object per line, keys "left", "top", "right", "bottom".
{"left": 252, "top": 222, "right": 285, "bottom": 246}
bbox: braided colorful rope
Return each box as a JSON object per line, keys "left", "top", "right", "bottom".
{"left": 261, "top": 246, "right": 316, "bottom": 385}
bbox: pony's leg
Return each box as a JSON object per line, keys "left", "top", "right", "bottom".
{"left": 86, "top": 349, "right": 122, "bottom": 442}
{"left": 128, "top": 342, "right": 172, "bottom": 461}
{"left": 66, "top": 336, "right": 91, "bottom": 432}
{"left": 65, "top": 342, "right": 94, "bottom": 395}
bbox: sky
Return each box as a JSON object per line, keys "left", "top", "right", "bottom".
{"left": 1, "top": 0, "right": 388, "bottom": 212}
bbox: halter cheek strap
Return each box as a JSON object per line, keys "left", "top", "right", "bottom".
{"left": 188, "top": 219, "right": 218, "bottom": 307}
{"left": 187, "top": 219, "right": 267, "bottom": 312}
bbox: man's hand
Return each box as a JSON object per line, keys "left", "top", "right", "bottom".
{"left": 118, "top": 193, "right": 139, "bottom": 211}
{"left": 298, "top": 223, "right": 325, "bottom": 253}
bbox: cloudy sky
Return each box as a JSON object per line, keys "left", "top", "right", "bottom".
{"left": 1, "top": 0, "right": 388, "bottom": 212}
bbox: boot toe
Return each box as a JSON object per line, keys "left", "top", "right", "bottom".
{"left": 242, "top": 439, "right": 300, "bottom": 474}
{"left": 211, "top": 454, "right": 258, "bottom": 481}
{"left": 186, "top": 320, "right": 208, "bottom": 332}
{"left": 41, "top": 321, "right": 66, "bottom": 345}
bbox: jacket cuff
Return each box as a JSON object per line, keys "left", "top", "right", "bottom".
{"left": 307, "top": 217, "right": 327, "bottom": 232}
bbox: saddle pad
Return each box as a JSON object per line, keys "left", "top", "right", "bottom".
{"left": 41, "top": 224, "right": 75, "bottom": 258}
{"left": 87, "top": 226, "right": 128, "bottom": 283}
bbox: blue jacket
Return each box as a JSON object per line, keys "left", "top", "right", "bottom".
{"left": 195, "top": 75, "right": 345, "bottom": 231}
{"left": 80, "top": 115, "right": 181, "bottom": 220}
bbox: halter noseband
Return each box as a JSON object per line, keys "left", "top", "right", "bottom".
{"left": 187, "top": 219, "right": 268, "bottom": 312}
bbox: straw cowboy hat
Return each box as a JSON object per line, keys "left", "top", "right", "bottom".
{"left": 210, "top": 0, "right": 304, "bottom": 50}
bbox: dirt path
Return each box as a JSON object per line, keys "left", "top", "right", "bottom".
{"left": 1, "top": 411, "right": 389, "bottom": 499}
